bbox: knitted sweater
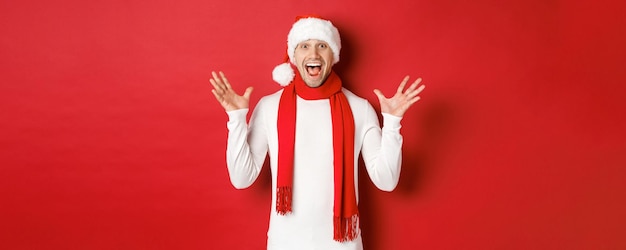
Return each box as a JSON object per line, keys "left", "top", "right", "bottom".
{"left": 226, "top": 88, "right": 403, "bottom": 250}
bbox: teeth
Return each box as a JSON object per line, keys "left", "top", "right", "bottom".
{"left": 306, "top": 63, "right": 321, "bottom": 67}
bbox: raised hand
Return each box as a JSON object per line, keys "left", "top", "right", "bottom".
{"left": 373, "top": 76, "right": 425, "bottom": 117}
{"left": 210, "top": 71, "right": 253, "bottom": 111}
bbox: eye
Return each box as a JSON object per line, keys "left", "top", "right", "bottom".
{"left": 300, "top": 44, "right": 309, "bottom": 49}
{"left": 319, "top": 43, "right": 327, "bottom": 48}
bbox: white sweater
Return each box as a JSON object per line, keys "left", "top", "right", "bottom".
{"left": 226, "top": 88, "right": 403, "bottom": 250}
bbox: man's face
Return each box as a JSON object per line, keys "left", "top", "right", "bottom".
{"left": 293, "top": 39, "right": 334, "bottom": 88}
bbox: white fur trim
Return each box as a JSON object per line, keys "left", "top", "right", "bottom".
{"left": 272, "top": 62, "right": 295, "bottom": 86}
{"left": 287, "top": 17, "right": 341, "bottom": 65}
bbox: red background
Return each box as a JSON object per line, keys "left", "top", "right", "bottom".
{"left": 1, "top": 0, "right": 625, "bottom": 249}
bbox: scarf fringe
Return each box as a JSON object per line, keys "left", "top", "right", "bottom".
{"left": 276, "top": 186, "right": 292, "bottom": 215}
{"left": 333, "top": 214, "right": 359, "bottom": 242}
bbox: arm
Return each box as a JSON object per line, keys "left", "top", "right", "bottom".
{"left": 363, "top": 76, "right": 425, "bottom": 191}
{"left": 225, "top": 108, "right": 268, "bottom": 189}
{"left": 361, "top": 107, "right": 404, "bottom": 191}
{"left": 210, "top": 71, "right": 266, "bottom": 189}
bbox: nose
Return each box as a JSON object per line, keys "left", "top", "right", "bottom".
{"left": 308, "top": 47, "right": 321, "bottom": 58}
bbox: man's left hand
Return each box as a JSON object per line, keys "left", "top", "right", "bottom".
{"left": 373, "top": 76, "right": 425, "bottom": 117}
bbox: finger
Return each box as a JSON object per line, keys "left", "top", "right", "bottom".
{"left": 413, "top": 84, "right": 426, "bottom": 95}
{"left": 211, "top": 71, "right": 224, "bottom": 86}
{"left": 209, "top": 78, "right": 219, "bottom": 90}
{"left": 408, "top": 96, "right": 421, "bottom": 105}
{"left": 212, "top": 70, "right": 230, "bottom": 91}
{"left": 407, "top": 84, "right": 426, "bottom": 98}
{"left": 415, "top": 84, "right": 425, "bottom": 93}
{"left": 373, "top": 89, "right": 385, "bottom": 100}
{"left": 413, "top": 77, "right": 423, "bottom": 85}
{"left": 396, "top": 76, "right": 410, "bottom": 93}
{"left": 219, "top": 71, "right": 232, "bottom": 90}
{"left": 242, "top": 87, "right": 254, "bottom": 100}
{"left": 209, "top": 78, "right": 225, "bottom": 94}
{"left": 405, "top": 78, "right": 423, "bottom": 93}
{"left": 211, "top": 72, "right": 225, "bottom": 90}
{"left": 211, "top": 89, "right": 224, "bottom": 102}
{"left": 211, "top": 71, "right": 219, "bottom": 82}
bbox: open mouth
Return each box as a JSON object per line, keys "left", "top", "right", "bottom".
{"left": 305, "top": 62, "right": 322, "bottom": 77}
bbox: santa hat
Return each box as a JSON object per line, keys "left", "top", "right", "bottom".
{"left": 272, "top": 16, "right": 342, "bottom": 86}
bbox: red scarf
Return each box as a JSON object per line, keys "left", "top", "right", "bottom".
{"left": 276, "top": 70, "right": 359, "bottom": 242}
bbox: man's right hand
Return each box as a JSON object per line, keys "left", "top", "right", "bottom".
{"left": 210, "top": 71, "right": 253, "bottom": 111}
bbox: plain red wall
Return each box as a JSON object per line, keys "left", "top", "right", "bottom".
{"left": 1, "top": 0, "right": 625, "bottom": 249}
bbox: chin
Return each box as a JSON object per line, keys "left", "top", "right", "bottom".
{"left": 301, "top": 75, "right": 324, "bottom": 88}
{"left": 304, "top": 80, "right": 323, "bottom": 88}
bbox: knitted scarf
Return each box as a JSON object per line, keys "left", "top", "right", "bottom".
{"left": 276, "top": 70, "right": 359, "bottom": 242}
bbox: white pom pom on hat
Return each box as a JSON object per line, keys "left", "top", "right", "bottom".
{"left": 272, "top": 15, "right": 342, "bottom": 86}
{"left": 272, "top": 62, "right": 295, "bottom": 86}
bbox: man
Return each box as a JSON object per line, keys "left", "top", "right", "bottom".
{"left": 210, "top": 16, "right": 425, "bottom": 250}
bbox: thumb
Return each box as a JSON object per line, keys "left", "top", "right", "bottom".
{"left": 243, "top": 87, "right": 254, "bottom": 99}
{"left": 373, "top": 89, "right": 385, "bottom": 100}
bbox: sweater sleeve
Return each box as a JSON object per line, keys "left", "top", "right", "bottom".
{"left": 225, "top": 106, "right": 268, "bottom": 189}
{"left": 360, "top": 104, "right": 403, "bottom": 192}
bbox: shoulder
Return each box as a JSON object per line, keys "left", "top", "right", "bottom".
{"left": 342, "top": 88, "right": 372, "bottom": 109}
{"left": 249, "top": 89, "right": 283, "bottom": 125}
{"left": 255, "top": 89, "right": 284, "bottom": 109}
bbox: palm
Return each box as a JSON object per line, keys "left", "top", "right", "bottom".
{"left": 210, "top": 71, "right": 253, "bottom": 111}
{"left": 216, "top": 87, "right": 249, "bottom": 111}
{"left": 374, "top": 76, "right": 425, "bottom": 117}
